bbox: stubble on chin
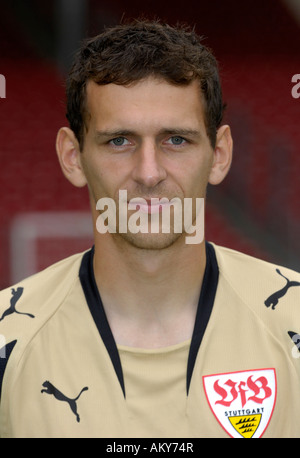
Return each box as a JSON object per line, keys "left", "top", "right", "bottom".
{"left": 113, "top": 230, "right": 184, "bottom": 251}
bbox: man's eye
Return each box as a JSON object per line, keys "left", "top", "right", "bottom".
{"left": 109, "top": 137, "right": 129, "bottom": 146}
{"left": 166, "top": 136, "right": 186, "bottom": 145}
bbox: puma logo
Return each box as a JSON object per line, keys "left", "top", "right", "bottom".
{"left": 41, "top": 381, "right": 89, "bottom": 422}
{"left": 264, "top": 269, "right": 300, "bottom": 310}
{"left": 0, "top": 287, "right": 35, "bottom": 322}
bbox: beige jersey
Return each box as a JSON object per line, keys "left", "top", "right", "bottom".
{"left": 0, "top": 242, "right": 300, "bottom": 438}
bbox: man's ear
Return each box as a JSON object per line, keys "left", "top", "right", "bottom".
{"left": 208, "top": 125, "right": 233, "bottom": 185}
{"left": 56, "top": 127, "right": 87, "bottom": 188}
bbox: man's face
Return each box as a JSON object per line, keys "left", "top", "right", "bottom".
{"left": 79, "top": 77, "right": 215, "bottom": 250}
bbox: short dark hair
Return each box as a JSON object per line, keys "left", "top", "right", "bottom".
{"left": 66, "top": 19, "right": 225, "bottom": 149}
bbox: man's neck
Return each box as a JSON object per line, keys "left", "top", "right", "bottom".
{"left": 92, "top": 234, "right": 207, "bottom": 348}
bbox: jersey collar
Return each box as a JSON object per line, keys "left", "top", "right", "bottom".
{"left": 79, "top": 241, "right": 219, "bottom": 398}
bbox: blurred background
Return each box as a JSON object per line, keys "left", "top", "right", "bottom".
{"left": 0, "top": 0, "right": 299, "bottom": 287}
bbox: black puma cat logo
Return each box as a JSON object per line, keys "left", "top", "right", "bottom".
{"left": 0, "top": 287, "right": 35, "bottom": 322}
{"left": 41, "top": 381, "right": 89, "bottom": 422}
{"left": 265, "top": 269, "right": 300, "bottom": 310}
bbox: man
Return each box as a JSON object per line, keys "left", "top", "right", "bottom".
{"left": 0, "top": 20, "right": 300, "bottom": 439}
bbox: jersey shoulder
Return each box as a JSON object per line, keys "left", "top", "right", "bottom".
{"left": 0, "top": 251, "right": 87, "bottom": 344}
{"left": 214, "top": 243, "right": 300, "bottom": 279}
{"left": 212, "top": 243, "right": 300, "bottom": 321}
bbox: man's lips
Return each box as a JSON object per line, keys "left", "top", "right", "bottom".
{"left": 127, "top": 198, "right": 174, "bottom": 214}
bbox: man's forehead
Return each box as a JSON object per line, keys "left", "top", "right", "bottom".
{"left": 82, "top": 79, "right": 208, "bottom": 143}
{"left": 84, "top": 77, "right": 205, "bottom": 121}
{"left": 85, "top": 77, "right": 202, "bottom": 100}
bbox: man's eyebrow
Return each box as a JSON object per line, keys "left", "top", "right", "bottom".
{"left": 94, "top": 129, "right": 134, "bottom": 140}
{"left": 94, "top": 128, "right": 202, "bottom": 141}
{"left": 158, "top": 128, "right": 202, "bottom": 138}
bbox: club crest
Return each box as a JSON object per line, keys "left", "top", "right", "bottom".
{"left": 203, "top": 368, "right": 276, "bottom": 438}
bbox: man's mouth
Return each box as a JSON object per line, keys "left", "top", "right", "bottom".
{"left": 128, "top": 198, "right": 173, "bottom": 214}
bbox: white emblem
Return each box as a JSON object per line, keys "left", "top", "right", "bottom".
{"left": 203, "top": 368, "right": 277, "bottom": 438}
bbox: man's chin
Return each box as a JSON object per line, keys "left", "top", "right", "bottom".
{"left": 115, "top": 231, "right": 184, "bottom": 251}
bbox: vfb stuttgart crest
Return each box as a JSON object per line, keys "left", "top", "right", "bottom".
{"left": 203, "top": 368, "right": 276, "bottom": 438}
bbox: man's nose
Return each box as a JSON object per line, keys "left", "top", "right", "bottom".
{"left": 131, "top": 140, "right": 167, "bottom": 188}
